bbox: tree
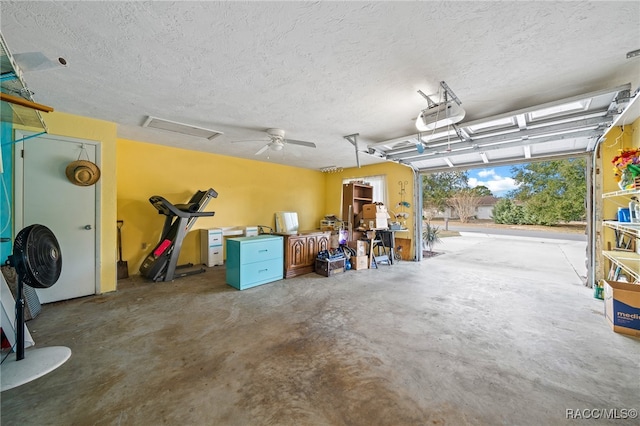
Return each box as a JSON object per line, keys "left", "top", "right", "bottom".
{"left": 470, "top": 185, "right": 493, "bottom": 197}
{"left": 422, "top": 171, "right": 468, "bottom": 213}
{"left": 492, "top": 198, "right": 527, "bottom": 224}
{"left": 448, "top": 189, "right": 482, "bottom": 223}
{"left": 509, "top": 158, "right": 586, "bottom": 225}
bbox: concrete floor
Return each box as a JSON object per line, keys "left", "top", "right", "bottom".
{"left": 1, "top": 235, "right": 638, "bottom": 425}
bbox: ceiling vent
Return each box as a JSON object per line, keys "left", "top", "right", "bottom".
{"left": 142, "top": 116, "right": 223, "bottom": 140}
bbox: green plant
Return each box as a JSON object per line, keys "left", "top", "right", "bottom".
{"left": 422, "top": 222, "right": 442, "bottom": 252}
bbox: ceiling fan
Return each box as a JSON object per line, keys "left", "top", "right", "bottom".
{"left": 233, "top": 128, "right": 316, "bottom": 156}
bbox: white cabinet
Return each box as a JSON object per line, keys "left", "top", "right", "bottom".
{"left": 200, "top": 228, "right": 224, "bottom": 266}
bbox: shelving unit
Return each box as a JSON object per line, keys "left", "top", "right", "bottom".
{"left": 342, "top": 182, "right": 373, "bottom": 241}
{"left": 601, "top": 189, "right": 640, "bottom": 283}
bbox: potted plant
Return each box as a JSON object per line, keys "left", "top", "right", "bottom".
{"left": 422, "top": 221, "right": 442, "bottom": 254}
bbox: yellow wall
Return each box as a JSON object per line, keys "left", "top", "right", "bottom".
{"left": 16, "top": 111, "right": 119, "bottom": 294}
{"left": 597, "top": 116, "right": 640, "bottom": 282}
{"left": 13, "top": 109, "right": 415, "bottom": 292}
{"left": 117, "top": 139, "right": 417, "bottom": 274}
{"left": 323, "top": 162, "right": 416, "bottom": 259}
{"left": 117, "top": 138, "right": 327, "bottom": 272}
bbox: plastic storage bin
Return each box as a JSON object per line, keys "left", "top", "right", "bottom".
{"left": 618, "top": 208, "right": 631, "bottom": 223}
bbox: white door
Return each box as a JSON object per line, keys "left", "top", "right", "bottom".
{"left": 14, "top": 132, "right": 97, "bottom": 303}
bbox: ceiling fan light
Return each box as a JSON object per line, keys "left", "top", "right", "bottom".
{"left": 416, "top": 102, "right": 466, "bottom": 131}
{"left": 271, "top": 140, "right": 284, "bottom": 151}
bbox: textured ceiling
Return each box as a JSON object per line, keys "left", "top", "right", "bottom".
{"left": 1, "top": 1, "right": 639, "bottom": 171}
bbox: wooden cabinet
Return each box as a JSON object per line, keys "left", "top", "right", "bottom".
{"left": 282, "top": 231, "right": 330, "bottom": 278}
{"left": 226, "top": 235, "right": 284, "bottom": 290}
{"left": 342, "top": 183, "right": 373, "bottom": 226}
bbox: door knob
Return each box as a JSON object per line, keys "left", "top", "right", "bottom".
{"left": 84, "top": 225, "right": 92, "bottom": 230}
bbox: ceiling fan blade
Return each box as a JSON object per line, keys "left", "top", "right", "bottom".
{"left": 255, "top": 144, "right": 270, "bottom": 155}
{"left": 285, "top": 139, "right": 316, "bottom": 148}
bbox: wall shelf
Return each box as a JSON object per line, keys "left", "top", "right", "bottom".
{"left": 602, "top": 221, "right": 640, "bottom": 237}
{"left": 602, "top": 250, "right": 640, "bottom": 282}
{"left": 602, "top": 188, "right": 640, "bottom": 199}
{"left": 0, "top": 33, "right": 49, "bottom": 131}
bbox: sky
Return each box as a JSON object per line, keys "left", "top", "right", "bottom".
{"left": 467, "top": 165, "right": 520, "bottom": 197}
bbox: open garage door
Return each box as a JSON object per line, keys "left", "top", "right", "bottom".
{"left": 367, "top": 85, "right": 631, "bottom": 173}
{"left": 367, "top": 85, "right": 634, "bottom": 280}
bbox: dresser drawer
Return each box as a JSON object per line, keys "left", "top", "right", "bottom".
{"left": 238, "top": 237, "right": 282, "bottom": 263}
{"left": 229, "top": 258, "right": 283, "bottom": 290}
{"left": 207, "top": 232, "right": 223, "bottom": 246}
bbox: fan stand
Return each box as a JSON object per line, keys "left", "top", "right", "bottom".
{"left": 1, "top": 276, "right": 71, "bottom": 392}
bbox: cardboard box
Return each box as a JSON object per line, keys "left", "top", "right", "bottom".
{"left": 315, "top": 258, "right": 345, "bottom": 277}
{"left": 395, "top": 238, "right": 412, "bottom": 260}
{"left": 350, "top": 255, "right": 369, "bottom": 270}
{"left": 365, "top": 216, "right": 388, "bottom": 230}
{"left": 604, "top": 280, "right": 640, "bottom": 337}
{"left": 363, "top": 204, "right": 388, "bottom": 218}
{"left": 354, "top": 212, "right": 387, "bottom": 230}
{"left": 347, "top": 240, "right": 368, "bottom": 256}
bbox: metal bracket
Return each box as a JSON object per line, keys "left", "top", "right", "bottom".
{"left": 439, "top": 81, "right": 462, "bottom": 106}
{"left": 343, "top": 133, "right": 361, "bottom": 168}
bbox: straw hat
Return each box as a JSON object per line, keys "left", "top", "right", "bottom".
{"left": 65, "top": 160, "right": 101, "bottom": 186}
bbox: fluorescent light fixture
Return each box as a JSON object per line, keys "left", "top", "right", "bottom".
{"left": 445, "top": 157, "right": 454, "bottom": 167}
{"left": 416, "top": 102, "right": 466, "bottom": 131}
{"left": 142, "top": 116, "right": 224, "bottom": 140}
{"left": 480, "top": 152, "right": 489, "bottom": 163}
{"left": 320, "top": 166, "right": 344, "bottom": 173}
{"left": 524, "top": 145, "right": 532, "bottom": 158}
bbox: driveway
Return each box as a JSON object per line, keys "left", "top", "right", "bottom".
{"left": 432, "top": 231, "right": 588, "bottom": 283}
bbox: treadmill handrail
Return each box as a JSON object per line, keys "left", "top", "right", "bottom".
{"left": 149, "top": 196, "right": 210, "bottom": 218}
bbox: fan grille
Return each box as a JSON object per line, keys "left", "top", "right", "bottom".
{"left": 14, "top": 224, "right": 62, "bottom": 289}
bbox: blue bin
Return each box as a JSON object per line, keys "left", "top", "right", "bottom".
{"left": 618, "top": 208, "right": 631, "bottom": 222}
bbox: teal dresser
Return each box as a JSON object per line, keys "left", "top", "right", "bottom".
{"left": 226, "top": 235, "right": 284, "bottom": 290}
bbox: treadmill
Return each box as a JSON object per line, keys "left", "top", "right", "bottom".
{"left": 139, "top": 188, "right": 218, "bottom": 282}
